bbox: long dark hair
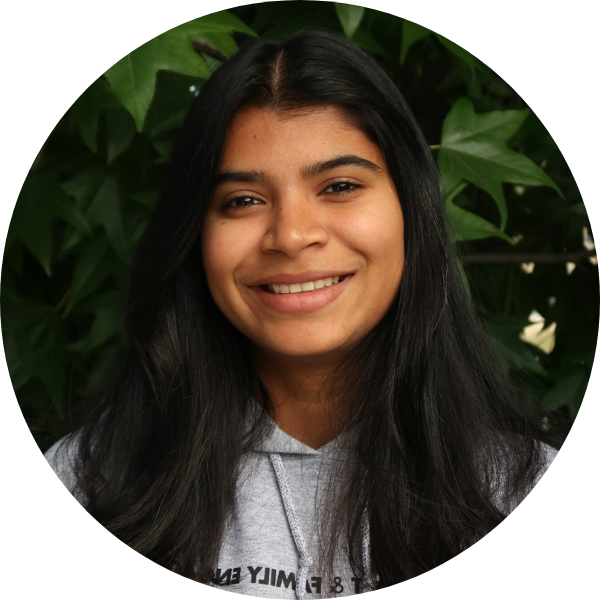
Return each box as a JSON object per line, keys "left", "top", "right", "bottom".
{"left": 68, "top": 29, "right": 555, "bottom": 588}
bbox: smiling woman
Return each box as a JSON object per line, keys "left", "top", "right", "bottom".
{"left": 46, "top": 28, "right": 558, "bottom": 597}
{"left": 204, "top": 106, "right": 404, "bottom": 448}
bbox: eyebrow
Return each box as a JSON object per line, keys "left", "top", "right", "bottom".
{"left": 213, "top": 154, "right": 383, "bottom": 186}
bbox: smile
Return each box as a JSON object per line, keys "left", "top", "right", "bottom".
{"left": 250, "top": 273, "right": 354, "bottom": 314}
{"left": 266, "top": 275, "right": 346, "bottom": 294}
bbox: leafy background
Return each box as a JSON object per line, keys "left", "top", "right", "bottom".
{"left": 1, "top": 1, "right": 597, "bottom": 451}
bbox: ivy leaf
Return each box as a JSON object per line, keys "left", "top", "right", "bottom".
{"left": 3, "top": 300, "right": 65, "bottom": 401}
{"left": 434, "top": 33, "right": 475, "bottom": 73}
{"left": 149, "top": 107, "right": 189, "bottom": 137}
{"left": 64, "top": 238, "right": 123, "bottom": 315}
{"left": 12, "top": 172, "right": 91, "bottom": 276}
{"left": 484, "top": 316, "right": 548, "bottom": 376}
{"left": 61, "top": 168, "right": 129, "bottom": 263}
{"left": 105, "top": 26, "right": 210, "bottom": 131}
{"left": 438, "top": 98, "right": 561, "bottom": 230}
{"left": 335, "top": 3, "right": 365, "bottom": 39}
{"left": 68, "top": 291, "right": 124, "bottom": 353}
{"left": 0, "top": 269, "right": 21, "bottom": 314}
{"left": 85, "top": 173, "right": 129, "bottom": 263}
{"left": 543, "top": 367, "right": 589, "bottom": 418}
{"left": 446, "top": 198, "right": 513, "bottom": 243}
{"left": 70, "top": 78, "right": 121, "bottom": 152}
{"left": 105, "top": 12, "right": 257, "bottom": 131}
{"left": 400, "top": 19, "right": 430, "bottom": 64}
{"left": 568, "top": 202, "right": 588, "bottom": 216}
{"left": 190, "top": 10, "right": 258, "bottom": 37}
{"left": 105, "top": 108, "right": 137, "bottom": 164}
{"left": 351, "top": 28, "right": 388, "bottom": 57}
{"left": 400, "top": 22, "right": 473, "bottom": 71}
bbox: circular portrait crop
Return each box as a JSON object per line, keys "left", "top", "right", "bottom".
{"left": 1, "top": 2, "right": 598, "bottom": 598}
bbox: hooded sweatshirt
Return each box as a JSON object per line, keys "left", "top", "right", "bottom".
{"left": 45, "top": 413, "right": 556, "bottom": 599}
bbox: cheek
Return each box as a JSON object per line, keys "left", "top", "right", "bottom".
{"left": 202, "top": 221, "right": 261, "bottom": 308}
{"left": 340, "top": 202, "right": 405, "bottom": 276}
{"left": 201, "top": 222, "right": 240, "bottom": 304}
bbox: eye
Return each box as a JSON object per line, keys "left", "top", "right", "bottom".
{"left": 320, "top": 180, "right": 364, "bottom": 195}
{"left": 223, "top": 195, "right": 263, "bottom": 210}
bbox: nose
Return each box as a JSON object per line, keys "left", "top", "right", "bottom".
{"left": 260, "top": 195, "right": 329, "bottom": 257}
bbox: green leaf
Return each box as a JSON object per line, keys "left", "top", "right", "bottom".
{"left": 193, "top": 31, "right": 238, "bottom": 57}
{"left": 438, "top": 98, "right": 562, "bottom": 230}
{"left": 64, "top": 239, "right": 117, "bottom": 315}
{"left": 61, "top": 166, "right": 107, "bottom": 210}
{"left": 445, "top": 180, "right": 468, "bottom": 203}
{"left": 68, "top": 291, "right": 124, "bottom": 353}
{"left": 105, "top": 43, "right": 206, "bottom": 132}
{"left": 335, "top": 3, "right": 365, "bottom": 39}
{"left": 86, "top": 173, "right": 129, "bottom": 263}
{"left": 149, "top": 107, "right": 189, "bottom": 137}
{"left": 4, "top": 300, "right": 65, "bottom": 401}
{"left": 127, "top": 191, "right": 159, "bottom": 210}
{"left": 400, "top": 18, "right": 475, "bottom": 74}
{"left": 543, "top": 367, "right": 589, "bottom": 418}
{"left": 191, "top": 10, "right": 258, "bottom": 37}
{"left": 400, "top": 19, "right": 430, "bottom": 64}
{"left": 351, "top": 28, "right": 389, "bottom": 57}
{"left": 152, "top": 138, "right": 173, "bottom": 164}
{"left": 104, "top": 11, "right": 256, "bottom": 131}
{"left": 12, "top": 172, "right": 91, "bottom": 276}
{"left": 71, "top": 96, "right": 99, "bottom": 153}
{"left": 484, "top": 316, "right": 548, "bottom": 376}
{"left": 0, "top": 269, "right": 21, "bottom": 307}
{"left": 434, "top": 31, "right": 475, "bottom": 75}
{"left": 446, "top": 199, "right": 513, "bottom": 243}
{"left": 105, "top": 109, "right": 137, "bottom": 164}
{"left": 70, "top": 78, "right": 120, "bottom": 152}
{"left": 568, "top": 202, "right": 588, "bottom": 216}
{"left": 3, "top": 235, "right": 24, "bottom": 277}
{"left": 61, "top": 168, "right": 129, "bottom": 263}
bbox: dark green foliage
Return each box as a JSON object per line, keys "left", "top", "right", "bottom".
{"left": 2, "top": 3, "right": 596, "bottom": 450}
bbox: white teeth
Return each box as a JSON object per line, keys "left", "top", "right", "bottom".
{"left": 267, "top": 276, "right": 347, "bottom": 294}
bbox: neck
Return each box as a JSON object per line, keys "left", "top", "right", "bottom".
{"left": 253, "top": 349, "right": 346, "bottom": 449}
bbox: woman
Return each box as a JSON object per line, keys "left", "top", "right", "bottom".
{"left": 47, "top": 29, "right": 557, "bottom": 597}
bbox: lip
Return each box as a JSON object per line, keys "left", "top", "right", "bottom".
{"left": 249, "top": 270, "right": 354, "bottom": 286}
{"left": 249, "top": 273, "right": 354, "bottom": 314}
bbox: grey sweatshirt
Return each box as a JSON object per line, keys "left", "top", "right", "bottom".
{"left": 45, "top": 415, "right": 556, "bottom": 599}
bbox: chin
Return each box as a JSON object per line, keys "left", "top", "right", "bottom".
{"left": 256, "top": 334, "right": 355, "bottom": 362}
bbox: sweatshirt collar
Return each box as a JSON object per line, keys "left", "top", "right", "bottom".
{"left": 249, "top": 403, "right": 356, "bottom": 456}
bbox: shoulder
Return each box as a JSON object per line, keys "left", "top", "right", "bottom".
{"left": 508, "top": 442, "right": 558, "bottom": 513}
{"left": 536, "top": 442, "right": 558, "bottom": 483}
{"left": 522, "top": 441, "right": 558, "bottom": 509}
{"left": 45, "top": 434, "right": 84, "bottom": 502}
{"left": 486, "top": 437, "right": 558, "bottom": 514}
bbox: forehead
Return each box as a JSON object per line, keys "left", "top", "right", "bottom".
{"left": 219, "top": 105, "right": 384, "bottom": 172}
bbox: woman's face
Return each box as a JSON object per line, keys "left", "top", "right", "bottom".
{"left": 202, "top": 105, "right": 404, "bottom": 363}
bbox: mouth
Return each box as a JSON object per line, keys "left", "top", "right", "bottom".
{"left": 250, "top": 272, "right": 353, "bottom": 314}
{"left": 262, "top": 274, "right": 349, "bottom": 294}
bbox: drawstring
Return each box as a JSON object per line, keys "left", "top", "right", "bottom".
{"left": 270, "top": 452, "right": 376, "bottom": 596}
{"left": 360, "top": 511, "right": 376, "bottom": 592}
{"left": 270, "top": 453, "right": 314, "bottom": 600}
